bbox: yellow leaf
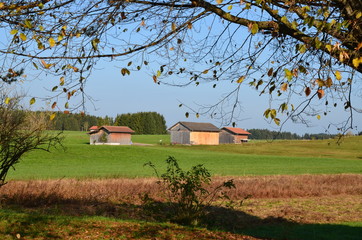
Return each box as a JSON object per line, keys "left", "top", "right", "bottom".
{"left": 216, "top": 0, "right": 223, "bottom": 4}
{"left": 60, "top": 76, "right": 65, "bottom": 86}
{"left": 274, "top": 118, "right": 280, "bottom": 126}
{"left": 10, "top": 29, "right": 18, "bottom": 35}
{"left": 352, "top": 57, "right": 362, "bottom": 68}
{"left": 24, "top": 19, "right": 32, "bottom": 28}
{"left": 41, "top": 59, "right": 52, "bottom": 69}
{"left": 280, "top": 82, "right": 288, "bottom": 91}
{"left": 48, "top": 37, "right": 55, "bottom": 47}
{"left": 5, "top": 97, "right": 11, "bottom": 104}
{"left": 316, "top": 115, "right": 321, "bottom": 120}
{"left": 20, "top": 33, "right": 27, "bottom": 41}
{"left": 335, "top": 70, "right": 342, "bottom": 81}
{"left": 202, "top": 69, "right": 209, "bottom": 74}
{"left": 227, "top": 5, "right": 233, "bottom": 10}
{"left": 326, "top": 44, "right": 332, "bottom": 52}
{"left": 236, "top": 76, "right": 245, "bottom": 84}
{"left": 251, "top": 23, "right": 259, "bottom": 35}
{"left": 49, "top": 113, "right": 56, "bottom": 121}
{"left": 29, "top": 97, "right": 36, "bottom": 105}
{"left": 171, "top": 22, "right": 177, "bottom": 31}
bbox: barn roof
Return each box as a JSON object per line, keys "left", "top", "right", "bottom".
{"left": 222, "top": 127, "right": 251, "bottom": 135}
{"left": 100, "top": 126, "right": 135, "bottom": 134}
{"left": 88, "top": 126, "right": 135, "bottom": 134}
{"left": 170, "top": 121, "right": 220, "bottom": 132}
{"left": 89, "top": 126, "right": 98, "bottom": 131}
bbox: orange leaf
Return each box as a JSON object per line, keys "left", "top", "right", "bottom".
{"left": 317, "top": 89, "right": 325, "bottom": 99}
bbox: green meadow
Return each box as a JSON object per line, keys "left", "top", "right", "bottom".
{"left": 7, "top": 131, "right": 362, "bottom": 180}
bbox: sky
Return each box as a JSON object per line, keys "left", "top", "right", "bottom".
{"left": 2, "top": 3, "right": 361, "bottom": 136}
{"left": 20, "top": 60, "right": 362, "bottom": 136}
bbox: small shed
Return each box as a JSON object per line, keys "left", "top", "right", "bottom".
{"left": 219, "top": 127, "right": 251, "bottom": 144}
{"left": 169, "top": 121, "right": 220, "bottom": 145}
{"left": 88, "top": 126, "right": 135, "bottom": 145}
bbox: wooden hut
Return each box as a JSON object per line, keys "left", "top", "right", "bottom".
{"left": 219, "top": 127, "right": 251, "bottom": 144}
{"left": 168, "top": 121, "right": 220, "bottom": 145}
{"left": 88, "top": 126, "right": 134, "bottom": 145}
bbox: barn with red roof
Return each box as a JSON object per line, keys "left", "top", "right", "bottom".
{"left": 219, "top": 127, "right": 251, "bottom": 144}
{"left": 88, "top": 126, "right": 134, "bottom": 145}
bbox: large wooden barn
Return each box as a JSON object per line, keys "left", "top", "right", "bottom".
{"left": 219, "top": 127, "right": 251, "bottom": 144}
{"left": 169, "top": 121, "right": 220, "bottom": 145}
{"left": 88, "top": 126, "right": 135, "bottom": 145}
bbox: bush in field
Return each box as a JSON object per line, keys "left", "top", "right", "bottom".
{"left": 145, "top": 156, "right": 235, "bottom": 225}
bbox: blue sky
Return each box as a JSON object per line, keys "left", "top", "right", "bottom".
{"left": 20, "top": 60, "right": 362, "bottom": 135}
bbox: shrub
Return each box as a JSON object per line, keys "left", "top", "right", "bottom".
{"left": 144, "top": 156, "right": 235, "bottom": 225}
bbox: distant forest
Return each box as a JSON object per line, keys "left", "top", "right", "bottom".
{"left": 46, "top": 111, "right": 339, "bottom": 139}
{"left": 48, "top": 111, "right": 167, "bottom": 135}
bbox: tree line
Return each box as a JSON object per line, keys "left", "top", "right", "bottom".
{"left": 47, "top": 111, "right": 167, "bottom": 135}
{"left": 247, "top": 129, "right": 336, "bottom": 140}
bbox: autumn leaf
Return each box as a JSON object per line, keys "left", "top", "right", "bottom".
{"left": 51, "top": 102, "right": 57, "bottom": 109}
{"left": 251, "top": 23, "right": 259, "bottom": 34}
{"left": 236, "top": 76, "right": 245, "bottom": 84}
{"left": 10, "top": 29, "right": 18, "bottom": 35}
{"left": 153, "top": 75, "right": 157, "bottom": 83}
{"left": 316, "top": 115, "right": 321, "bottom": 120}
{"left": 267, "top": 68, "right": 273, "bottom": 77}
{"left": 41, "top": 59, "right": 53, "bottom": 69}
{"left": 335, "top": 70, "right": 342, "bottom": 80}
{"left": 5, "top": 97, "right": 11, "bottom": 104}
{"left": 305, "top": 87, "right": 311, "bottom": 96}
{"left": 171, "top": 22, "right": 177, "bottom": 31}
{"left": 48, "top": 37, "right": 56, "bottom": 47}
{"left": 20, "top": 33, "right": 27, "bottom": 41}
{"left": 325, "top": 77, "right": 333, "bottom": 87}
{"left": 274, "top": 118, "right": 280, "bottom": 126}
{"left": 317, "top": 89, "right": 325, "bottom": 99}
{"left": 280, "top": 82, "right": 288, "bottom": 91}
{"left": 49, "top": 113, "right": 56, "bottom": 121}
{"left": 30, "top": 97, "right": 36, "bottom": 105}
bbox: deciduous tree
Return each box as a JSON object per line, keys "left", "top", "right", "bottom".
{"left": 0, "top": 0, "right": 361, "bottom": 131}
{"left": 0, "top": 91, "right": 62, "bottom": 187}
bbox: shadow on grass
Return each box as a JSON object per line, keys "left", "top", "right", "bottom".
{"left": 1, "top": 197, "right": 361, "bottom": 240}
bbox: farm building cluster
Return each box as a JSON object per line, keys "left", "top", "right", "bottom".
{"left": 88, "top": 122, "right": 251, "bottom": 145}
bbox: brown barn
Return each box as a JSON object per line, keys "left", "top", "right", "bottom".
{"left": 88, "top": 126, "right": 134, "bottom": 145}
{"left": 219, "top": 127, "right": 251, "bottom": 144}
{"left": 169, "top": 121, "right": 220, "bottom": 145}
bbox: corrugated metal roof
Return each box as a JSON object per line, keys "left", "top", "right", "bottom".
{"left": 177, "top": 121, "right": 220, "bottom": 132}
{"left": 100, "top": 126, "right": 135, "bottom": 133}
{"left": 222, "top": 127, "right": 251, "bottom": 135}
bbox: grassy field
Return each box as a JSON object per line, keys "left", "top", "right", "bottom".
{"left": 7, "top": 132, "right": 362, "bottom": 180}
{"left": 2, "top": 132, "right": 361, "bottom": 239}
